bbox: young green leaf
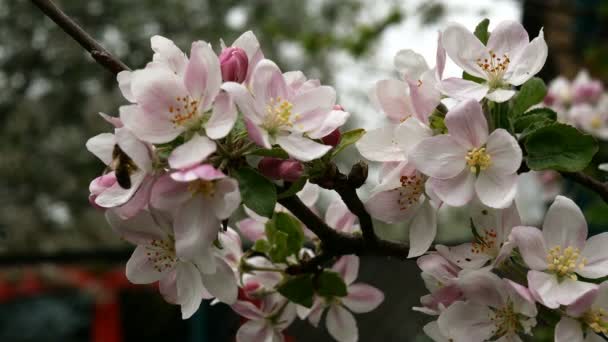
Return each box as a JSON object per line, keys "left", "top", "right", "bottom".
{"left": 252, "top": 239, "right": 271, "bottom": 254}
{"left": 511, "top": 77, "right": 547, "bottom": 117}
{"left": 316, "top": 271, "right": 348, "bottom": 298}
{"left": 513, "top": 108, "right": 557, "bottom": 133}
{"left": 277, "top": 274, "right": 315, "bottom": 308}
{"left": 233, "top": 167, "right": 277, "bottom": 218}
{"left": 524, "top": 123, "right": 598, "bottom": 172}
{"left": 474, "top": 18, "right": 490, "bottom": 45}
{"left": 331, "top": 129, "right": 366, "bottom": 157}
{"left": 249, "top": 146, "right": 290, "bottom": 159}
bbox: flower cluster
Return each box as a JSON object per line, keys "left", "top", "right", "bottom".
{"left": 84, "top": 18, "right": 608, "bottom": 342}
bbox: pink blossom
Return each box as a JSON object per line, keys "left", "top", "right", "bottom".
{"left": 232, "top": 293, "right": 297, "bottom": 342}
{"left": 299, "top": 256, "right": 384, "bottom": 342}
{"left": 510, "top": 196, "right": 608, "bottom": 309}
{"left": 414, "top": 253, "right": 463, "bottom": 315}
{"left": 325, "top": 198, "right": 360, "bottom": 234}
{"left": 572, "top": 70, "right": 604, "bottom": 105}
{"left": 440, "top": 20, "right": 547, "bottom": 102}
{"left": 555, "top": 282, "right": 608, "bottom": 341}
{"left": 411, "top": 99, "right": 522, "bottom": 208}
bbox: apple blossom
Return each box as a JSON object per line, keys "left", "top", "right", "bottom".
{"left": 414, "top": 253, "right": 463, "bottom": 315}
{"left": 411, "top": 99, "right": 522, "bottom": 208}
{"left": 510, "top": 196, "right": 608, "bottom": 309}
{"left": 572, "top": 70, "right": 604, "bottom": 105}
{"left": 555, "top": 282, "right": 608, "bottom": 342}
{"left": 440, "top": 20, "right": 547, "bottom": 102}
{"left": 232, "top": 293, "right": 297, "bottom": 342}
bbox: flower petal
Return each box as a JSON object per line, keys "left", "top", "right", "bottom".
{"left": 394, "top": 49, "right": 429, "bottom": 80}
{"left": 509, "top": 226, "right": 548, "bottom": 270}
{"left": 251, "top": 59, "right": 289, "bottom": 106}
{"left": 374, "top": 79, "right": 415, "bottom": 123}
{"left": 457, "top": 269, "right": 505, "bottom": 308}
{"left": 423, "top": 321, "right": 450, "bottom": 342}
{"left": 201, "top": 257, "right": 237, "bottom": 304}
{"left": 117, "top": 70, "right": 135, "bottom": 102}
{"left": 356, "top": 125, "right": 407, "bottom": 162}
{"left": 435, "top": 243, "right": 490, "bottom": 269}
{"left": 244, "top": 118, "right": 271, "bottom": 149}
{"left": 211, "top": 178, "right": 241, "bottom": 220}
{"left": 566, "top": 287, "right": 599, "bottom": 318}
{"left": 475, "top": 171, "right": 518, "bottom": 209}
{"left": 343, "top": 283, "right": 384, "bottom": 313}
{"left": 126, "top": 245, "right": 171, "bottom": 284}
{"left": 555, "top": 316, "right": 584, "bottom": 342}
{"left": 580, "top": 233, "right": 608, "bottom": 279}
{"left": 326, "top": 305, "right": 358, "bottom": 342}
{"left": 236, "top": 320, "right": 273, "bottom": 342}
{"left": 542, "top": 195, "right": 588, "bottom": 250}
{"left": 186, "top": 41, "right": 221, "bottom": 110}
{"left": 86, "top": 133, "right": 115, "bottom": 165}
{"left": 95, "top": 171, "right": 146, "bottom": 208}
{"left": 206, "top": 91, "right": 237, "bottom": 139}
{"left": 437, "top": 301, "right": 494, "bottom": 342}
{"left": 506, "top": 29, "right": 548, "bottom": 86}
{"left": 439, "top": 77, "right": 489, "bottom": 102}
{"left": 232, "top": 300, "right": 264, "bottom": 320}
{"left": 410, "top": 135, "right": 467, "bottom": 179}
{"left": 408, "top": 198, "right": 438, "bottom": 258}
{"left": 115, "top": 128, "right": 153, "bottom": 172}
{"left": 441, "top": 23, "right": 488, "bottom": 78}
{"left": 486, "top": 88, "right": 516, "bottom": 102}
{"left": 395, "top": 117, "right": 434, "bottom": 155}
{"left": 486, "top": 20, "right": 529, "bottom": 59}
{"left": 276, "top": 134, "right": 331, "bottom": 162}
{"left": 176, "top": 262, "right": 204, "bottom": 319}
{"left": 527, "top": 270, "right": 597, "bottom": 309}
{"left": 408, "top": 72, "right": 441, "bottom": 123}
{"left": 150, "top": 35, "right": 188, "bottom": 75}
{"left": 105, "top": 209, "right": 166, "bottom": 245}
{"left": 365, "top": 187, "right": 421, "bottom": 224}
{"left": 237, "top": 218, "right": 266, "bottom": 242}
{"left": 174, "top": 200, "right": 219, "bottom": 273}
{"left": 168, "top": 134, "right": 216, "bottom": 170}
{"left": 444, "top": 98, "right": 489, "bottom": 149}
{"left": 485, "top": 129, "right": 522, "bottom": 175}
{"left": 332, "top": 255, "right": 359, "bottom": 286}
{"left": 221, "top": 82, "right": 261, "bottom": 122}
{"left": 428, "top": 170, "right": 475, "bottom": 207}
{"left": 119, "top": 104, "right": 181, "bottom": 144}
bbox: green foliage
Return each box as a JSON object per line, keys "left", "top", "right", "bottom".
{"left": 265, "top": 212, "right": 305, "bottom": 262}
{"left": 252, "top": 239, "right": 271, "bottom": 254}
{"left": 524, "top": 123, "right": 599, "bottom": 172}
{"left": 277, "top": 274, "right": 315, "bottom": 308}
{"left": 250, "top": 146, "right": 290, "bottom": 159}
{"left": 277, "top": 177, "right": 307, "bottom": 199}
{"left": 233, "top": 167, "right": 277, "bottom": 218}
{"left": 474, "top": 18, "right": 490, "bottom": 45}
{"left": 513, "top": 108, "right": 557, "bottom": 133}
{"left": 463, "top": 72, "right": 485, "bottom": 84}
{"left": 316, "top": 271, "right": 348, "bottom": 298}
{"left": 331, "top": 129, "right": 366, "bottom": 157}
{"left": 511, "top": 77, "right": 547, "bottom": 117}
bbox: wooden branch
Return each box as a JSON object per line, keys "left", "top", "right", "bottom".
{"left": 561, "top": 171, "right": 608, "bottom": 203}
{"left": 31, "top": 0, "right": 130, "bottom": 74}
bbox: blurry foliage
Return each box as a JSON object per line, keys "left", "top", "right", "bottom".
{"left": 0, "top": 1, "right": 402, "bottom": 254}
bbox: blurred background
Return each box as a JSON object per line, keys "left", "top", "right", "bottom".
{"left": 1, "top": 0, "right": 608, "bottom": 341}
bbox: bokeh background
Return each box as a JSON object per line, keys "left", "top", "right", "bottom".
{"left": 1, "top": 0, "right": 608, "bottom": 341}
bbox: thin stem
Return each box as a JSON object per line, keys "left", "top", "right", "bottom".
{"left": 561, "top": 171, "right": 608, "bottom": 204}
{"left": 31, "top": 0, "right": 129, "bottom": 74}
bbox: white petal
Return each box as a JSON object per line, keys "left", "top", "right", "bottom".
{"left": 395, "top": 117, "right": 433, "bottom": 155}
{"left": 356, "top": 125, "right": 406, "bottom": 162}
{"left": 486, "top": 20, "right": 529, "bottom": 59}
{"left": 332, "top": 255, "right": 359, "bottom": 286}
{"left": 86, "top": 133, "right": 115, "bottom": 165}
{"left": 150, "top": 35, "right": 188, "bottom": 75}
{"left": 475, "top": 171, "right": 518, "bottom": 209}
{"left": 555, "top": 317, "right": 584, "bottom": 342}
{"left": 423, "top": 321, "right": 450, "bottom": 342}
{"left": 506, "top": 29, "right": 548, "bottom": 86}
{"left": 441, "top": 23, "right": 488, "bottom": 78}
{"left": 126, "top": 245, "right": 171, "bottom": 284}
{"left": 410, "top": 135, "right": 467, "bottom": 179}
{"left": 342, "top": 283, "right": 384, "bottom": 313}
{"left": 326, "top": 305, "right": 358, "bottom": 342}
{"left": 168, "top": 134, "right": 216, "bottom": 170}
{"left": 428, "top": 170, "right": 475, "bottom": 207}
{"left": 105, "top": 209, "right": 166, "bottom": 245}
{"left": 486, "top": 88, "right": 516, "bottom": 102}
{"left": 527, "top": 270, "right": 597, "bottom": 309}
{"left": 236, "top": 320, "right": 273, "bottom": 342}
{"left": 117, "top": 70, "right": 135, "bottom": 102}
{"left": 444, "top": 98, "right": 488, "bottom": 149}
{"left": 394, "top": 49, "right": 429, "bottom": 80}
{"left": 276, "top": 134, "right": 331, "bottom": 162}
{"left": 509, "top": 226, "right": 548, "bottom": 270}
{"left": 439, "top": 77, "right": 489, "bottom": 102}
{"left": 580, "top": 233, "right": 608, "bottom": 279}
{"left": 119, "top": 104, "right": 182, "bottom": 144}
{"left": 542, "top": 195, "right": 588, "bottom": 250}
{"left": 485, "top": 129, "right": 522, "bottom": 175}
{"left": 174, "top": 200, "right": 219, "bottom": 273}
{"left": 95, "top": 171, "right": 146, "bottom": 208}
{"left": 374, "top": 79, "right": 416, "bottom": 123}
{"left": 176, "top": 262, "right": 205, "bottom": 319}
{"left": 211, "top": 178, "right": 241, "bottom": 220}
{"left": 407, "top": 199, "right": 438, "bottom": 258}
{"left": 201, "top": 257, "right": 237, "bottom": 304}
{"left": 206, "top": 91, "right": 237, "bottom": 139}
{"left": 115, "top": 128, "right": 153, "bottom": 172}
{"left": 437, "top": 301, "right": 494, "bottom": 342}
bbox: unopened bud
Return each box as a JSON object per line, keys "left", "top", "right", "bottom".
{"left": 278, "top": 159, "right": 303, "bottom": 182}
{"left": 321, "top": 129, "right": 341, "bottom": 147}
{"left": 258, "top": 157, "right": 283, "bottom": 180}
{"left": 219, "top": 47, "right": 248, "bottom": 83}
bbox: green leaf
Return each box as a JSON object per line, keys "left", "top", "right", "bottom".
{"left": 316, "top": 271, "right": 348, "bottom": 298}
{"left": 252, "top": 239, "right": 271, "bottom": 254}
{"left": 525, "top": 123, "right": 598, "bottom": 172}
{"left": 331, "top": 129, "right": 366, "bottom": 157}
{"left": 233, "top": 167, "right": 277, "bottom": 218}
{"left": 277, "top": 274, "right": 315, "bottom": 308}
{"left": 429, "top": 113, "right": 447, "bottom": 134}
{"left": 250, "top": 146, "right": 290, "bottom": 159}
{"left": 277, "top": 177, "right": 307, "bottom": 199}
{"left": 264, "top": 212, "right": 305, "bottom": 262}
{"left": 474, "top": 18, "right": 490, "bottom": 45}
{"left": 511, "top": 77, "right": 547, "bottom": 117}
{"left": 463, "top": 71, "right": 485, "bottom": 84}
{"left": 513, "top": 108, "right": 557, "bottom": 133}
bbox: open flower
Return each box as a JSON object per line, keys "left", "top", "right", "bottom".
{"left": 224, "top": 59, "right": 339, "bottom": 161}
{"left": 440, "top": 20, "right": 547, "bottom": 102}
{"left": 411, "top": 99, "right": 522, "bottom": 208}
{"left": 438, "top": 270, "right": 537, "bottom": 342}
{"left": 414, "top": 253, "right": 463, "bottom": 316}
{"left": 105, "top": 209, "right": 237, "bottom": 318}
{"left": 232, "top": 293, "right": 297, "bottom": 342}
{"left": 436, "top": 200, "right": 521, "bottom": 269}
{"left": 120, "top": 39, "right": 236, "bottom": 144}
{"left": 300, "top": 256, "right": 384, "bottom": 342}
{"left": 555, "top": 282, "right": 608, "bottom": 342}
{"left": 510, "top": 196, "right": 608, "bottom": 309}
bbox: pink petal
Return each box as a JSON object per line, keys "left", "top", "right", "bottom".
{"left": 159, "top": 268, "right": 178, "bottom": 304}
{"left": 221, "top": 82, "right": 261, "bottom": 123}
{"left": 307, "top": 108, "right": 350, "bottom": 139}
{"left": 435, "top": 244, "right": 490, "bottom": 269}
{"left": 186, "top": 41, "right": 221, "bottom": 110}
{"left": 201, "top": 257, "right": 237, "bottom": 304}
{"left": 410, "top": 135, "right": 467, "bottom": 179}
{"left": 115, "top": 128, "right": 153, "bottom": 172}
{"left": 408, "top": 72, "right": 440, "bottom": 123}
{"left": 150, "top": 35, "right": 187, "bottom": 75}
{"left": 237, "top": 218, "right": 266, "bottom": 242}
{"left": 580, "top": 233, "right": 608, "bottom": 279}
{"left": 174, "top": 200, "right": 219, "bottom": 273}
{"left": 105, "top": 207, "right": 166, "bottom": 245}
{"left": 236, "top": 320, "right": 273, "bottom": 342}
{"left": 485, "top": 129, "right": 522, "bottom": 175}
{"left": 542, "top": 195, "right": 588, "bottom": 250}
{"left": 457, "top": 270, "right": 505, "bottom": 308}
{"left": 566, "top": 287, "right": 599, "bottom": 317}
{"left": 374, "top": 79, "right": 416, "bottom": 123}
{"left": 326, "top": 305, "right": 358, "bottom": 342}
{"left": 435, "top": 32, "right": 446, "bottom": 79}
{"left": 149, "top": 174, "right": 190, "bottom": 210}
{"left": 509, "top": 226, "right": 548, "bottom": 270}
{"left": 395, "top": 117, "right": 433, "bottom": 155}
{"left": 394, "top": 49, "right": 429, "bottom": 80}
{"left": 276, "top": 134, "right": 331, "bottom": 162}
{"left": 176, "top": 262, "right": 204, "bottom": 319}
{"left": 506, "top": 29, "right": 548, "bottom": 86}
{"left": 416, "top": 253, "right": 460, "bottom": 284}
{"left": 332, "top": 255, "right": 359, "bottom": 286}
{"left": 251, "top": 59, "right": 289, "bottom": 105}
{"left": 555, "top": 317, "right": 584, "bottom": 342}
{"left": 168, "top": 134, "right": 216, "bottom": 170}
{"left": 408, "top": 199, "right": 438, "bottom": 258}
{"left": 528, "top": 270, "right": 597, "bottom": 309}
{"left": 119, "top": 104, "right": 182, "bottom": 144}
{"left": 112, "top": 175, "right": 154, "bottom": 219}
{"left": 86, "top": 133, "right": 115, "bottom": 165}
{"left": 475, "top": 171, "right": 518, "bottom": 209}
{"left": 437, "top": 301, "right": 494, "bottom": 342}
{"left": 210, "top": 178, "right": 241, "bottom": 220}
{"left": 117, "top": 70, "right": 135, "bottom": 102}
{"left": 244, "top": 117, "right": 271, "bottom": 149}
{"left": 503, "top": 278, "right": 537, "bottom": 317}
{"left": 365, "top": 187, "right": 421, "bottom": 224}
{"left": 343, "top": 283, "right": 384, "bottom": 313}
{"left": 356, "top": 125, "right": 407, "bottom": 162}
{"left": 441, "top": 23, "right": 488, "bottom": 79}
{"left": 292, "top": 85, "right": 336, "bottom": 119}
{"left": 444, "top": 98, "right": 488, "bottom": 149}
{"left": 126, "top": 245, "right": 171, "bottom": 284}
{"left": 428, "top": 170, "right": 475, "bottom": 207}
{"left": 439, "top": 77, "right": 489, "bottom": 102}
{"left": 206, "top": 91, "right": 237, "bottom": 139}
{"left": 486, "top": 20, "right": 529, "bottom": 59}
{"left": 423, "top": 321, "right": 450, "bottom": 342}
{"left": 232, "top": 300, "right": 264, "bottom": 320}
{"left": 99, "top": 112, "right": 123, "bottom": 128}
{"left": 171, "top": 164, "right": 226, "bottom": 182}
{"left": 297, "top": 182, "right": 320, "bottom": 207}
{"left": 95, "top": 171, "right": 146, "bottom": 208}
{"left": 131, "top": 67, "right": 187, "bottom": 119}
{"left": 325, "top": 199, "right": 357, "bottom": 233}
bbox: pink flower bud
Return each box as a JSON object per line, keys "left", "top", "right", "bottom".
{"left": 321, "top": 129, "right": 341, "bottom": 147}
{"left": 88, "top": 172, "right": 117, "bottom": 209}
{"left": 219, "top": 47, "right": 248, "bottom": 83}
{"left": 573, "top": 80, "right": 603, "bottom": 104}
{"left": 278, "top": 159, "right": 303, "bottom": 182}
{"left": 258, "top": 157, "right": 283, "bottom": 180}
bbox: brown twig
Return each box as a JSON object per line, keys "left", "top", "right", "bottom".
{"left": 561, "top": 171, "right": 608, "bottom": 203}
{"left": 31, "top": 0, "right": 129, "bottom": 74}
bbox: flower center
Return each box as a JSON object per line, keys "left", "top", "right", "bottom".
{"left": 591, "top": 115, "right": 603, "bottom": 129}
{"left": 584, "top": 308, "right": 608, "bottom": 335}
{"left": 466, "top": 147, "right": 492, "bottom": 173}
{"left": 188, "top": 180, "right": 216, "bottom": 197}
{"left": 396, "top": 173, "right": 425, "bottom": 211}
{"left": 146, "top": 238, "right": 177, "bottom": 272}
{"left": 546, "top": 245, "right": 587, "bottom": 280}
{"left": 476, "top": 50, "right": 510, "bottom": 86}
{"left": 471, "top": 228, "right": 498, "bottom": 256}
{"left": 170, "top": 95, "right": 200, "bottom": 126}
{"left": 263, "top": 97, "right": 296, "bottom": 134}
{"left": 490, "top": 302, "right": 520, "bottom": 337}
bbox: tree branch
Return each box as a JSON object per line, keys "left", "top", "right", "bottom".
{"left": 31, "top": 0, "right": 130, "bottom": 74}
{"left": 561, "top": 171, "right": 608, "bottom": 203}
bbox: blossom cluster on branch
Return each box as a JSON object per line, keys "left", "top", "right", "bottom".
{"left": 81, "top": 14, "right": 608, "bottom": 342}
